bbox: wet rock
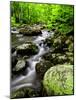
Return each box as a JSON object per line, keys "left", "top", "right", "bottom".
{"left": 19, "top": 28, "right": 31, "bottom": 35}
{"left": 11, "top": 27, "right": 17, "bottom": 31}
{"left": 65, "top": 52, "right": 73, "bottom": 64}
{"left": 13, "top": 60, "right": 26, "bottom": 72}
{"left": 43, "top": 64, "right": 73, "bottom": 95}
{"left": 11, "top": 27, "right": 19, "bottom": 34}
{"left": 52, "top": 35, "right": 68, "bottom": 53}
{"left": 12, "top": 57, "right": 29, "bottom": 79}
{"left": 31, "top": 29, "right": 42, "bottom": 36}
{"left": 43, "top": 51, "right": 73, "bottom": 65}
{"left": 11, "top": 31, "right": 19, "bottom": 34}
{"left": 36, "top": 60, "right": 52, "bottom": 80}
{"left": 19, "top": 25, "right": 42, "bottom": 36}
{"left": 44, "top": 37, "right": 54, "bottom": 47}
{"left": 16, "top": 42, "right": 39, "bottom": 56}
{"left": 11, "top": 87, "right": 41, "bottom": 98}
{"left": 19, "top": 28, "right": 42, "bottom": 36}
{"left": 11, "top": 52, "right": 18, "bottom": 68}
{"left": 11, "top": 46, "right": 16, "bottom": 53}
{"left": 45, "top": 30, "right": 73, "bottom": 54}
{"left": 67, "top": 41, "right": 73, "bottom": 53}
{"left": 12, "top": 59, "right": 29, "bottom": 78}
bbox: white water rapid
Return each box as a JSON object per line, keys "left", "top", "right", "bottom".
{"left": 11, "top": 30, "right": 54, "bottom": 92}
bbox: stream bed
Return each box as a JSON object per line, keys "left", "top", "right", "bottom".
{"left": 11, "top": 29, "right": 54, "bottom": 92}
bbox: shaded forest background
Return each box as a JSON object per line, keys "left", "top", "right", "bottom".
{"left": 11, "top": 2, "right": 74, "bottom": 33}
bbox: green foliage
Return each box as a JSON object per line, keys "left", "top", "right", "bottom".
{"left": 11, "top": 2, "right": 74, "bottom": 33}
{"left": 11, "top": 17, "right": 15, "bottom": 26}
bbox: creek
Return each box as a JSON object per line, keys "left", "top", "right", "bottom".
{"left": 11, "top": 29, "right": 54, "bottom": 92}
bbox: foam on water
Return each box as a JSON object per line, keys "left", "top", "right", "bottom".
{"left": 11, "top": 30, "right": 54, "bottom": 91}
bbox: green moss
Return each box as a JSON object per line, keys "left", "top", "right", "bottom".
{"left": 43, "top": 64, "right": 73, "bottom": 96}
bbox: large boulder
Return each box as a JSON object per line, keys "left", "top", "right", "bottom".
{"left": 19, "top": 28, "right": 31, "bottom": 35}
{"left": 31, "top": 29, "right": 42, "bottom": 36}
{"left": 16, "top": 42, "right": 39, "bottom": 56}
{"left": 43, "top": 64, "right": 73, "bottom": 96}
{"left": 19, "top": 25, "right": 42, "bottom": 36}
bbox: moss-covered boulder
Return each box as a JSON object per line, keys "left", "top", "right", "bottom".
{"left": 44, "top": 29, "right": 74, "bottom": 65}
{"left": 45, "top": 29, "right": 73, "bottom": 54}
{"left": 43, "top": 64, "right": 73, "bottom": 96}
{"left": 19, "top": 28, "right": 31, "bottom": 35}
{"left": 16, "top": 42, "right": 39, "bottom": 56}
{"left": 43, "top": 52, "right": 73, "bottom": 65}
{"left": 19, "top": 25, "right": 42, "bottom": 36}
{"left": 31, "top": 29, "right": 42, "bottom": 36}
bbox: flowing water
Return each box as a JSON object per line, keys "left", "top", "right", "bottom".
{"left": 11, "top": 30, "right": 54, "bottom": 92}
